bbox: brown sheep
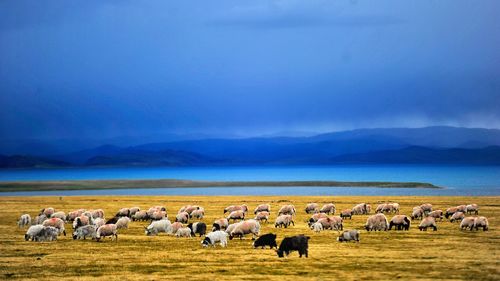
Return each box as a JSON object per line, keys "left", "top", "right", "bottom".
{"left": 212, "top": 218, "right": 229, "bottom": 231}
{"left": 450, "top": 212, "right": 465, "bottom": 223}
{"left": 474, "top": 216, "right": 489, "bottom": 231}
{"left": 418, "top": 217, "right": 437, "bottom": 231}
{"left": 389, "top": 215, "right": 410, "bottom": 231}
{"left": 419, "top": 203, "right": 433, "bottom": 214}
{"left": 319, "top": 203, "right": 336, "bottom": 215}
{"left": 116, "top": 208, "right": 130, "bottom": 217}
{"left": 460, "top": 217, "right": 476, "bottom": 231}
{"left": 190, "top": 209, "right": 205, "bottom": 219}
{"left": 340, "top": 209, "right": 353, "bottom": 220}
{"left": 229, "top": 219, "right": 260, "bottom": 240}
{"left": 96, "top": 224, "right": 118, "bottom": 241}
{"left": 227, "top": 210, "right": 245, "bottom": 222}
{"left": 411, "top": 207, "right": 424, "bottom": 220}
{"left": 254, "top": 204, "right": 271, "bottom": 214}
{"left": 445, "top": 207, "right": 458, "bottom": 219}
{"left": 175, "top": 211, "right": 189, "bottom": 223}
{"left": 466, "top": 204, "right": 479, "bottom": 215}
{"left": 427, "top": 210, "right": 443, "bottom": 221}
{"left": 40, "top": 207, "right": 55, "bottom": 218}
{"left": 305, "top": 203, "right": 319, "bottom": 214}
{"left": 365, "top": 214, "right": 389, "bottom": 231}
{"left": 317, "top": 216, "right": 343, "bottom": 230}
{"left": 254, "top": 211, "right": 270, "bottom": 223}
{"left": 352, "top": 203, "right": 370, "bottom": 215}
{"left": 278, "top": 205, "right": 296, "bottom": 216}
{"left": 224, "top": 204, "right": 248, "bottom": 214}
{"left": 275, "top": 214, "right": 294, "bottom": 228}
{"left": 308, "top": 213, "right": 328, "bottom": 226}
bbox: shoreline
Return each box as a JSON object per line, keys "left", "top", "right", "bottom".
{"left": 0, "top": 179, "right": 442, "bottom": 192}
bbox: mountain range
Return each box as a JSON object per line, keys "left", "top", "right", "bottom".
{"left": 1, "top": 126, "right": 499, "bottom": 168}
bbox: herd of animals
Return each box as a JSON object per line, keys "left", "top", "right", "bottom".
{"left": 16, "top": 202, "right": 489, "bottom": 258}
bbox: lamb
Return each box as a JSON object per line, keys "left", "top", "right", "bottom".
{"left": 352, "top": 203, "right": 371, "bottom": 215}
{"left": 474, "top": 216, "right": 489, "bottom": 231}
{"left": 116, "top": 217, "right": 131, "bottom": 229}
{"left": 275, "top": 214, "right": 294, "bottom": 228}
{"left": 227, "top": 210, "right": 245, "bottom": 222}
{"left": 365, "top": 214, "right": 389, "bottom": 231}
{"left": 116, "top": 208, "right": 130, "bottom": 217}
{"left": 254, "top": 204, "right": 271, "bottom": 214}
{"left": 337, "top": 230, "right": 360, "bottom": 242}
{"left": 316, "top": 217, "right": 343, "bottom": 231}
{"left": 319, "top": 203, "right": 336, "bottom": 215}
{"left": 190, "top": 209, "right": 205, "bottom": 220}
{"left": 212, "top": 218, "right": 229, "bottom": 231}
{"left": 51, "top": 211, "right": 67, "bottom": 222}
{"left": 25, "top": 225, "right": 44, "bottom": 241}
{"left": 418, "top": 217, "right": 437, "bottom": 231}
{"left": 40, "top": 207, "right": 55, "bottom": 218}
{"left": 188, "top": 222, "right": 207, "bottom": 237}
{"left": 36, "top": 226, "right": 59, "bottom": 242}
{"left": 42, "top": 217, "right": 66, "bottom": 236}
{"left": 411, "top": 207, "right": 424, "bottom": 220}
{"left": 427, "top": 210, "right": 443, "bottom": 221}
{"left": 224, "top": 204, "right": 248, "bottom": 214}
{"left": 305, "top": 203, "right": 319, "bottom": 214}
{"left": 74, "top": 215, "right": 91, "bottom": 230}
{"left": 132, "top": 210, "right": 149, "bottom": 221}
{"left": 420, "top": 203, "right": 433, "bottom": 214}
{"left": 175, "top": 211, "right": 189, "bottom": 224}
{"left": 340, "top": 209, "right": 353, "bottom": 220}
{"left": 73, "top": 225, "right": 97, "bottom": 240}
{"left": 18, "top": 214, "right": 31, "bottom": 228}
{"left": 460, "top": 217, "right": 476, "bottom": 231}
{"left": 277, "top": 234, "right": 310, "bottom": 258}
{"left": 466, "top": 204, "right": 479, "bottom": 215}
{"left": 96, "top": 224, "right": 118, "bottom": 241}
{"left": 252, "top": 233, "right": 277, "bottom": 249}
{"left": 278, "top": 204, "right": 296, "bottom": 216}
{"left": 145, "top": 219, "right": 172, "bottom": 236}
{"left": 175, "top": 227, "right": 192, "bottom": 238}
{"left": 450, "top": 212, "right": 465, "bottom": 223}
{"left": 229, "top": 219, "right": 261, "bottom": 240}
{"left": 254, "top": 211, "right": 270, "bottom": 223}
{"left": 389, "top": 215, "right": 411, "bottom": 231}
{"left": 311, "top": 222, "right": 323, "bottom": 233}
{"left": 201, "top": 231, "right": 228, "bottom": 247}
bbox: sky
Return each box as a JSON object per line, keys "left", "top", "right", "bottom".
{"left": 1, "top": 0, "right": 499, "bottom": 140}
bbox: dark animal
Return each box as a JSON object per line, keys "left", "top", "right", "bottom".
{"left": 188, "top": 222, "right": 207, "bottom": 237}
{"left": 106, "top": 216, "right": 120, "bottom": 225}
{"left": 252, "top": 233, "right": 277, "bottom": 249}
{"left": 277, "top": 235, "right": 310, "bottom": 258}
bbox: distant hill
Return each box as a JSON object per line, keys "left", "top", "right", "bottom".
{"left": 0, "top": 155, "right": 70, "bottom": 168}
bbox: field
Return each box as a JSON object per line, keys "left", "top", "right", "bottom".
{"left": 0, "top": 196, "right": 498, "bottom": 280}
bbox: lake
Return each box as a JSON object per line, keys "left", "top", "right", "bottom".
{"left": 1, "top": 165, "right": 499, "bottom": 196}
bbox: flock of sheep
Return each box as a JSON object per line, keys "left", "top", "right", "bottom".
{"left": 17, "top": 201, "right": 489, "bottom": 258}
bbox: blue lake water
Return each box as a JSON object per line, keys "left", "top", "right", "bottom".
{"left": 1, "top": 165, "right": 499, "bottom": 196}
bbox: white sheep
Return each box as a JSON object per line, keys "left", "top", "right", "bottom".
{"left": 175, "top": 227, "right": 192, "bottom": 238}
{"left": 201, "top": 231, "right": 228, "bottom": 247}
{"left": 145, "top": 219, "right": 172, "bottom": 236}
{"left": 25, "top": 225, "right": 44, "bottom": 241}
{"left": 116, "top": 217, "right": 131, "bottom": 229}
{"left": 18, "top": 214, "right": 31, "bottom": 228}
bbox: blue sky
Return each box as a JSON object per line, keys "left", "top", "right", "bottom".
{"left": 1, "top": 1, "right": 499, "bottom": 140}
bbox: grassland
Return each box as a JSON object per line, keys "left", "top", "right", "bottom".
{"left": 0, "top": 196, "right": 498, "bottom": 280}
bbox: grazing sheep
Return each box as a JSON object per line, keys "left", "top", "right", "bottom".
{"left": 278, "top": 205, "right": 296, "bottom": 216}
{"left": 227, "top": 210, "right": 245, "bottom": 222}
{"left": 116, "top": 217, "right": 131, "bottom": 229}
{"left": 18, "top": 214, "right": 31, "bottom": 228}
{"left": 150, "top": 211, "right": 167, "bottom": 221}
{"left": 190, "top": 209, "right": 205, "bottom": 220}
{"left": 91, "top": 209, "right": 105, "bottom": 219}
{"left": 316, "top": 217, "right": 343, "bottom": 231}
{"left": 96, "top": 224, "right": 118, "bottom": 242}
{"left": 420, "top": 203, "right": 433, "bottom": 214}
{"left": 51, "top": 211, "right": 67, "bottom": 222}
{"left": 450, "top": 212, "right": 465, "bottom": 222}
{"left": 36, "top": 226, "right": 59, "bottom": 242}
{"left": 171, "top": 222, "right": 183, "bottom": 234}
{"left": 181, "top": 205, "right": 200, "bottom": 215}
{"left": 445, "top": 207, "right": 459, "bottom": 219}
{"left": 229, "top": 219, "right": 261, "bottom": 240}
{"left": 460, "top": 217, "right": 476, "bottom": 231}
{"left": 311, "top": 222, "right": 323, "bottom": 233}
{"left": 132, "top": 210, "right": 149, "bottom": 221}
{"left": 252, "top": 233, "right": 277, "bottom": 249}
{"left": 254, "top": 211, "right": 270, "bottom": 223}
{"left": 116, "top": 208, "right": 130, "bottom": 217}
{"left": 224, "top": 204, "right": 248, "bottom": 214}
{"left": 340, "top": 209, "right": 353, "bottom": 220}
{"left": 411, "top": 207, "right": 425, "bottom": 220}
{"left": 308, "top": 213, "right": 328, "bottom": 226}
{"left": 201, "top": 231, "right": 228, "bottom": 247}
{"left": 42, "top": 217, "right": 66, "bottom": 236}
{"left": 175, "top": 212, "right": 189, "bottom": 223}
{"left": 147, "top": 206, "right": 167, "bottom": 217}
{"left": 365, "top": 214, "right": 389, "bottom": 231}
{"left": 73, "top": 225, "right": 97, "bottom": 240}
{"left": 377, "top": 203, "right": 399, "bottom": 214}
{"left": 389, "top": 215, "right": 411, "bottom": 230}
{"left": 427, "top": 210, "right": 443, "bottom": 221}
{"left": 254, "top": 204, "right": 271, "bottom": 214}
{"left": 352, "top": 203, "right": 371, "bottom": 215}
{"left": 40, "top": 207, "right": 55, "bottom": 218}
{"left": 277, "top": 235, "right": 310, "bottom": 258}
{"left": 67, "top": 210, "right": 84, "bottom": 222}
{"left": 74, "top": 215, "right": 91, "bottom": 230}
{"left": 456, "top": 205, "right": 467, "bottom": 213}
{"left": 466, "top": 204, "right": 479, "bottom": 215}
{"left": 418, "top": 217, "right": 437, "bottom": 231}
{"left": 93, "top": 218, "right": 105, "bottom": 229}
{"left": 129, "top": 207, "right": 140, "bottom": 217}
{"left": 275, "top": 214, "right": 294, "bottom": 228}
{"left": 33, "top": 214, "right": 48, "bottom": 225}
{"left": 212, "top": 218, "right": 229, "bottom": 231}
{"left": 320, "top": 203, "right": 336, "bottom": 215}
{"left": 175, "top": 227, "right": 192, "bottom": 238}
{"left": 305, "top": 203, "right": 319, "bottom": 214}
{"left": 474, "top": 216, "right": 489, "bottom": 231}
{"left": 188, "top": 222, "right": 207, "bottom": 237}
{"left": 337, "top": 230, "right": 360, "bottom": 242}
{"left": 145, "top": 219, "right": 172, "bottom": 236}
{"left": 25, "top": 225, "right": 44, "bottom": 241}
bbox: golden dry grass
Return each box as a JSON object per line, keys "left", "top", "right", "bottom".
{"left": 0, "top": 196, "right": 498, "bottom": 280}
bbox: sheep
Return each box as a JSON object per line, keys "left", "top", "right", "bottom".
{"left": 180, "top": 205, "right": 200, "bottom": 215}
{"left": 305, "top": 203, "right": 319, "bottom": 214}
{"left": 66, "top": 210, "right": 84, "bottom": 222}
{"left": 150, "top": 211, "right": 167, "bottom": 221}
{"left": 308, "top": 213, "right": 328, "bottom": 226}
{"left": 51, "top": 211, "right": 67, "bottom": 222}
{"left": 33, "top": 214, "right": 48, "bottom": 225}
{"left": 74, "top": 215, "right": 91, "bottom": 230}
{"left": 427, "top": 210, "right": 443, "bottom": 221}
{"left": 129, "top": 207, "right": 140, "bottom": 217}
{"left": 254, "top": 204, "right": 271, "bottom": 214}
{"left": 225, "top": 223, "right": 239, "bottom": 236}
{"left": 450, "top": 212, "right": 465, "bottom": 223}
{"left": 418, "top": 217, "right": 437, "bottom": 231}
{"left": 73, "top": 225, "right": 97, "bottom": 240}
{"left": 278, "top": 204, "right": 296, "bottom": 216}
{"left": 316, "top": 217, "right": 343, "bottom": 231}
{"left": 18, "top": 214, "right": 31, "bottom": 228}
{"left": 25, "top": 225, "right": 44, "bottom": 241}
{"left": 460, "top": 217, "right": 476, "bottom": 231}
{"left": 275, "top": 214, "right": 294, "bottom": 228}
{"left": 227, "top": 210, "right": 245, "bottom": 222}
{"left": 365, "top": 214, "right": 389, "bottom": 231}
{"left": 36, "top": 226, "right": 59, "bottom": 242}
{"left": 277, "top": 235, "right": 310, "bottom": 258}
{"left": 91, "top": 209, "right": 105, "bottom": 219}
{"left": 474, "top": 216, "right": 489, "bottom": 231}
{"left": 147, "top": 206, "right": 166, "bottom": 217}
{"left": 224, "top": 204, "right": 248, "bottom": 214}
{"left": 175, "top": 211, "right": 189, "bottom": 223}
{"left": 40, "top": 207, "right": 55, "bottom": 218}
{"left": 252, "top": 233, "right": 278, "bottom": 249}
{"left": 188, "top": 222, "right": 207, "bottom": 237}
{"left": 320, "top": 203, "right": 336, "bottom": 215}
{"left": 96, "top": 224, "right": 118, "bottom": 242}
{"left": 254, "top": 211, "right": 270, "bottom": 223}
{"left": 190, "top": 209, "right": 205, "bottom": 220}
{"left": 389, "top": 215, "right": 411, "bottom": 231}
{"left": 116, "top": 217, "right": 131, "bottom": 229}
{"left": 352, "top": 203, "right": 371, "bottom": 215}
{"left": 340, "top": 209, "right": 353, "bottom": 220}
{"left": 229, "top": 219, "right": 261, "bottom": 240}
{"left": 212, "top": 218, "right": 229, "bottom": 231}
{"left": 145, "top": 219, "right": 172, "bottom": 236}
{"left": 93, "top": 218, "right": 105, "bottom": 229}
{"left": 337, "top": 230, "right": 360, "bottom": 242}
{"left": 132, "top": 210, "right": 150, "bottom": 221}
{"left": 116, "top": 208, "right": 130, "bottom": 217}
{"left": 171, "top": 222, "right": 183, "bottom": 234}
{"left": 411, "top": 207, "right": 424, "bottom": 220}
{"left": 445, "top": 207, "right": 459, "bottom": 219}
{"left": 456, "top": 205, "right": 467, "bottom": 213}
{"left": 201, "top": 231, "right": 228, "bottom": 247}
{"left": 377, "top": 203, "right": 399, "bottom": 214}
{"left": 466, "top": 204, "right": 479, "bottom": 215}
{"left": 311, "top": 222, "right": 323, "bottom": 233}
{"left": 175, "top": 227, "right": 192, "bottom": 238}
{"left": 42, "top": 217, "right": 66, "bottom": 236}
{"left": 106, "top": 216, "right": 120, "bottom": 225}
{"left": 420, "top": 203, "right": 433, "bottom": 214}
